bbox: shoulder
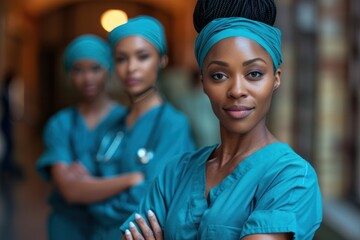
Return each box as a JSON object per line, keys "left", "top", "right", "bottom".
{"left": 275, "top": 143, "right": 317, "bottom": 179}
{"left": 47, "top": 107, "right": 74, "bottom": 123}
{"left": 160, "top": 103, "right": 191, "bottom": 125}
{"left": 44, "top": 107, "right": 75, "bottom": 131}
{"left": 111, "top": 103, "right": 127, "bottom": 116}
{"left": 164, "top": 145, "right": 215, "bottom": 178}
{"left": 258, "top": 142, "right": 320, "bottom": 190}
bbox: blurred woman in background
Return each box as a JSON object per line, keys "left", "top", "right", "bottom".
{"left": 36, "top": 34, "right": 144, "bottom": 240}
{"left": 88, "top": 16, "right": 196, "bottom": 240}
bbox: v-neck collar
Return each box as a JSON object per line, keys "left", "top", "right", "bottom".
{"left": 123, "top": 104, "right": 164, "bottom": 133}
{"left": 74, "top": 104, "right": 121, "bottom": 133}
{"left": 190, "top": 142, "right": 290, "bottom": 229}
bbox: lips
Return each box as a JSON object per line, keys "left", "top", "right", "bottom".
{"left": 223, "top": 105, "right": 254, "bottom": 119}
{"left": 83, "top": 84, "right": 98, "bottom": 95}
{"left": 124, "top": 77, "right": 140, "bottom": 86}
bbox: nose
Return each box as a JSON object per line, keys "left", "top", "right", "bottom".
{"left": 127, "top": 57, "right": 137, "bottom": 73}
{"left": 83, "top": 69, "right": 94, "bottom": 80}
{"left": 227, "top": 76, "right": 247, "bottom": 99}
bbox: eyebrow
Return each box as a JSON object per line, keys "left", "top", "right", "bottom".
{"left": 115, "top": 49, "right": 149, "bottom": 56}
{"left": 242, "top": 58, "right": 267, "bottom": 66}
{"left": 207, "top": 60, "right": 229, "bottom": 68}
{"left": 207, "top": 58, "right": 267, "bottom": 68}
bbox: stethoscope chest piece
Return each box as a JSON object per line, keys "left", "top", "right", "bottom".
{"left": 137, "top": 148, "right": 154, "bottom": 164}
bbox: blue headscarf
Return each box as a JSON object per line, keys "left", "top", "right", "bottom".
{"left": 108, "top": 16, "right": 167, "bottom": 56}
{"left": 63, "top": 34, "right": 112, "bottom": 72}
{"left": 195, "top": 17, "right": 283, "bottom": 71}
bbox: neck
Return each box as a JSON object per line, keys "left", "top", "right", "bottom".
{"left": 130, "top": 86, "right": 157, "bottom": 104}
{"left": 127, "top": 87, "right": 163, "bottom": 127}
{"left": 77, "top": 94, "right": 112, "bottom": 115}
{"left": 214, "top": 122, "right": 277, "bottom": 168}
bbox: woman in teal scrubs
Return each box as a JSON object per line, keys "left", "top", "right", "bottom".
{"left": 120, "top": 1, "right": 322, "bottom": 239}
{"left": 36, "top": 34, "right": 144, "bottom": 240}
{"left": 88, "top": 16, "right": 195, "bottom": 239}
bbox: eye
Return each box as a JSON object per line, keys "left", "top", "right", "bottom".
{"left": 115, "top": 56, "right": 126, "bottom": 63}
{"left": 138, "top": 54, "right": 150, "bottom": 61}
{"left": 71, "top": 66, "right": 83, "bottom": 75}
{"left": 247, "top": 71, "right": 263, "bottom": 80}
{"left": 211, "top": 72, "right": 228, "bottom": 81}
{"left": 91, "top": 64, "right": 102, "bottom": 72}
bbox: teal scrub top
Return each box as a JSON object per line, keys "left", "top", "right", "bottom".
{"left": 36, "top": 104, "right": 125, "bottom": 240}
{"left": 121, "top": 142, "right": 322, "bottom": 240}
{"left": 88, "top": 103, "right": 196, "bottom": 239}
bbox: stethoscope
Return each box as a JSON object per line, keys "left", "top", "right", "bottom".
{"left": 94, "top": 103, "right": 166, "bottom": 164}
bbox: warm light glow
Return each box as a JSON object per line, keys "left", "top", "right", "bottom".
{"left": 101, "top": 9, "right": 128, "bottom": 32}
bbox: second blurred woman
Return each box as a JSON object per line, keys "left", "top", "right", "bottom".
{"left": 36, "top": 34, "right": 144, "bottom": 240}
{"left": 88, "top": 16, "right": 195, "bottom": 239}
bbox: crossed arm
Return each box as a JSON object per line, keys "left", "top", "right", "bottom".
{"left": 121, "top": 211, "right": 292, "bottom": 240}
{"left": 51, "top": 162, "right": 144, "bottom": 204}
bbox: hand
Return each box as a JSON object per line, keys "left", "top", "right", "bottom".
{"left": 67, "top": 162, "right": 91, "bottom": 180}
{"left": 124, "top": 210, "right": 163, "bottom": 240}
{"left": 128, "top": 172, "right": 145, "bottom": 186}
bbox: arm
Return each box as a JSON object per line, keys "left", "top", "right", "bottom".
{"left": 51, "top": 162, "right": 144, "bottom": 204}
{"left": 118, "top": 152, "right": 191, "bottom": 235}
{"left": 88, "top": 117, "right": 194, "bottom": 224}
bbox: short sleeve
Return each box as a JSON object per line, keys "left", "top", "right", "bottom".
{"left": 36, "top": 112, "right": 73, "bottom": 181}
{"left": 240, "top": 158, "right": 322, "bottom": 240}
{"left": 119, "top": 152, "right": 191, "bottom": 234}
{"left": 156, "top": 109, "right": 195, "bottom": 153}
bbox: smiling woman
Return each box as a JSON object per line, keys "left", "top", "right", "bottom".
{"left": 120, "top": 1, "right": 322, "bottom": 240}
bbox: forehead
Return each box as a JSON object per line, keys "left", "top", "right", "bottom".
{"left": 72, "top": 59, "right": 101, "bottom": 67}
{"left": 115, "top": 36, "right": 158, "bottom": 54}
{"left": 205, "top": 37, "right": 272, "bottom": 64}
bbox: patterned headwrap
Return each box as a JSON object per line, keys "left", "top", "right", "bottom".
{"left": 109, "top": 16, "right": 167, "bottom": 56}
{"left": 195, "top": 17, "right": 282, "bottom": 70}
{"left": 63, "top": 34, "right": 112, "bottom": 72}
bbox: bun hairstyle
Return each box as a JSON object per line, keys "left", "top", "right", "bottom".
{"left": 193, "top": 0, "right": 277, "bottom": 33}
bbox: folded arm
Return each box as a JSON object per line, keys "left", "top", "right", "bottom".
{"left": 51, "top": 162, "right": 143, "bottom": 204}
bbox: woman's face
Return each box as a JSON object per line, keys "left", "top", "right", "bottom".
{"left": 114, "top": 36, "right": 165, "bottom": 97}
{"left": 70, "top": 60, "right": 108, "bottom": 100}
{"left": 202, "top": 37, "right": 281, "bottom": 135}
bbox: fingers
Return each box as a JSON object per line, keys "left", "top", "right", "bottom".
{"left": 124, "top": 229, "right": 134, "bottom": 240}
{"left": 134, "top": 214, "right": 155, "bottom": 240}
{"left": 125, "top": 212, "right": 162, "bottom": 240}
{"left": 131, "top": 173, "right": 145, "bottom": 185}
{"left": 129, "top": 221, "right": 145, "bottom": 240}
{"left": 147, "top": 210, "right": 163, "bottom": 240}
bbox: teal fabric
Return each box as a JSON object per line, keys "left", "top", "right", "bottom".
{"left": 88, "top": 103, "right": 196, "bottom": 240}
{"left": 36, "top": 105, "right": 125, "bottom": 240}
{"left": 194, "top": 17, "right": 283, "bottom": 70}
{"left": 120, "top": 142, "right": 322, "bottom": 240}
{"left": 108, "top": 16, "right": 167, "bottom": 56}
{"left": 63, "top": 34, "right": 112, "bottom": 71}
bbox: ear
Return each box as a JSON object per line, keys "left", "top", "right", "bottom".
{"left": 200, "top": 74, "right": 208, "bottom": 94}
{"left": 160, "top": 55, "right": 168, "bottom": 69}
{"left": 273, "top": 68, "right": 281, "bottom": 91}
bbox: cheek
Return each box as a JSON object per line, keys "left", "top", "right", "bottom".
{"left": 253, "top": 85, "right": 274, "bottom": 111}
{"left": 115, "top": 64, "right": 125, "bottom": 76}
{"left": 72, "top": 77, "right": 82, "bottom": 88}
{"left": 203, "top": 84, "right": 223, "bottom": 113}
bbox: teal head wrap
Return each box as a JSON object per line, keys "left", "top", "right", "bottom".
{"left": 109, "top": 16, "right": 167, "bottom": 56}
{"left": 195, "top": 17, "right": 283, "bottom": 71}
{"left": 63, "top": 34, "right": 112, "bottom": 72}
